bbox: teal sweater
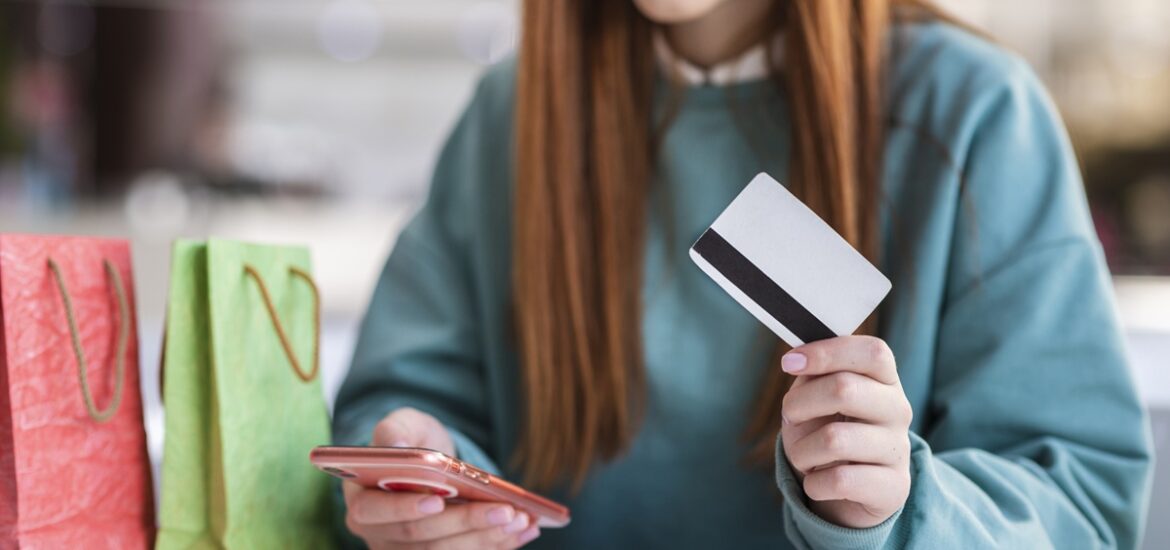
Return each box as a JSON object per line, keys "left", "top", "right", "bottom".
{"left": 333, "top": 22, "right": 1153, "bottom": 549}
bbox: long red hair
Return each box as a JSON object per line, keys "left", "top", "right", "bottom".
{"left": 513, "top": 0, "right": 955, "bottom": 489}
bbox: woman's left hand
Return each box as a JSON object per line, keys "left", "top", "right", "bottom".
{"left": 779, "top": 335, "right": 913, "bottom": 529}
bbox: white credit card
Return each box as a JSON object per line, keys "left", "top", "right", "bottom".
{"left": 689, "top": 173, "right": 891, "bottom": 347}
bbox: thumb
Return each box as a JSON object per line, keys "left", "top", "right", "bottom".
{"left": 372, "top": 407, "right": 455, "bottom": 455}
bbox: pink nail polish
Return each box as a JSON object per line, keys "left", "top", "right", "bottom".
{"left": 503, "top": 513, "right": 529, "bottom": 534}
{"left": 781, "top": 353, "right": 807, "bottom": 373}
{"left": 417, "top": 496, "right": 444, "bottom": 514}
{"left": 486, "top": 506, "right": 513, "bottom": 526}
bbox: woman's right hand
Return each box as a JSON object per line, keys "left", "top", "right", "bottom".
{"left": 343, "top": 407, "right": 541, "bottom": 549}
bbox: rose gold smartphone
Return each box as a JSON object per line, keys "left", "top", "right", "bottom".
{"left": 310, "top": 446, "right": 571, "bottom": 528}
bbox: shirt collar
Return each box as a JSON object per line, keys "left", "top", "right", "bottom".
{"left": 653, "top": 31, "right": 780, "bottom": 86}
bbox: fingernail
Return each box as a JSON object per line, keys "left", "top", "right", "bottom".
{"left": 486, "top": 506, "right": 514, "bottom": 526}
{"left": 517, "top": 526, "right": 540, "bottom": 544}
{"left": 781, "top": 352, "right": 807, "bottom": 373}
{"left": 503, "top": 512, "right": 529, "bottom": 534}
{"left": 391, "top": 439, "right": 410, "bottom": 448}
{"left": 418, "top": 495, "right": 444, "bottom": 515}
{"left": 782, "top": 414, "right": 791, "bottom": 426}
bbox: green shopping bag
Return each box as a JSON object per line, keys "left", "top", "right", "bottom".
{"left": 157, "top": 239, "right": 333, "bottom": 549}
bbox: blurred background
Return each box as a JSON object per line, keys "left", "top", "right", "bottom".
{"left": 0, "top": 0, "right": 1166, "bottom": 545}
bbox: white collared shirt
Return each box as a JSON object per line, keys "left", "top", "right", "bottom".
{"left": 653, "top": 31, "right": 781, "bottom": 86}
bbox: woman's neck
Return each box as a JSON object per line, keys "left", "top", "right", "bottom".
{"left": 663, "top": 0, "right": 780, "bottom": 69}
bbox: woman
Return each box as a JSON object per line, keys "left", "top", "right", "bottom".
{"left": 333, "top": 0, "right": 1153, "bottom": 548}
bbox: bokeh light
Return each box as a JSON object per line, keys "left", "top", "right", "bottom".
{"left": 317, "top": 0, "right": 384, "bottom": 63}
{"left": 456, "top": 1, "right": 517, "bottom": 65}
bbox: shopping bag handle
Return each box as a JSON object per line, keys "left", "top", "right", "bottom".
{"left": 243, "top": 264, "right": 320, "bottom": 383}
{"left": 47, "top": 258, "right": 128, "bottom": 423}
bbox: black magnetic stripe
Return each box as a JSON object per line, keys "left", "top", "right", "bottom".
{"left": 693, "top": 229, "right": 836, "bottom": 343}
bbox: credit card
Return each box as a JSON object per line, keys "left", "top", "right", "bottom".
{"left": 689, "top": 173, "right": 891, "bottom": 347}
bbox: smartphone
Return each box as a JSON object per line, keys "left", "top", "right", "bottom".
{"left": 310, "top": 446, "right": 571, "bottom": 528}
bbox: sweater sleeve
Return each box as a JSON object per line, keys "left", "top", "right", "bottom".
{"left": 775, "top": 56, "right": 1154, "bottom": 548}
{"left": 331, "top": 75, "right": 501, "bottom": 475}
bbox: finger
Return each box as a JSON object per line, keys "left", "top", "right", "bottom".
{"left": 402, "top": 516, "right": 539, "bottom": 550}
{"left": 372, "top": 407, "right": 454, "bottom": 454}
{"left": 343, "top": 480, "right": 362, "bottom": 502}
{"left": 781, "top": 371, "right": 912, "bottom": 426}
{"left": 368, "top": 503, "right": 525, "bottom": 543}
{"left": 785, "top": 421, "right": 909, "bottom": 475}
{"left": 514, "top": 525, "right": 541, "bottom": 548}
{"left": 347, "top": 488, "right": 446, "bottom": 529}
{"left": 781, "top": 411, "right": 834, "bottom": 443}
{"left": 782, "top": 335, "right": 898, "bottom": 384}
{"left": 802, "top": 463, "right": 908, "bottom": 514}
{"left": 780, "top": 414, "right": 835, "bottom": 482}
